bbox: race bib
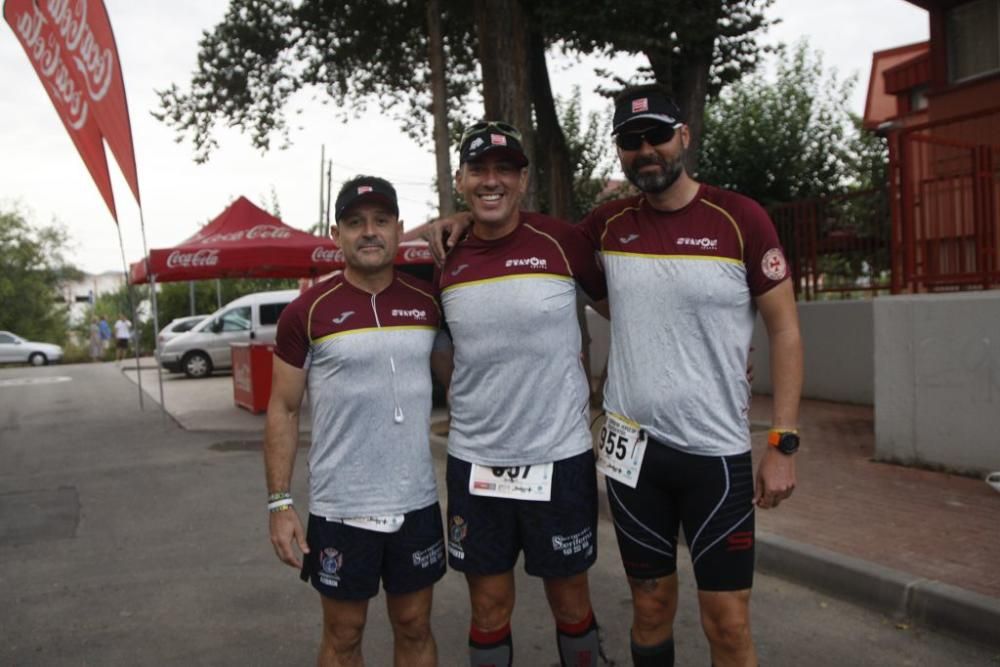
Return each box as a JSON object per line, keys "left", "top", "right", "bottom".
{"left": 331, "top": 514, "right": 406, "bottom": 533}
{"left": 469, "top": 462, "right": 553, "bottom": 501}
{"left": 595, "top": 412, "right": 647, "bottom": 488}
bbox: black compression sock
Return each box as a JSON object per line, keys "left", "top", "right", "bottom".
{"left": 631, "top": 636, "right": 674, "bottom": 666}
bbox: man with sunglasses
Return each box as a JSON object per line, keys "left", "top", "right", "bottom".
{"left": 577, "top": 84, "right": 803, "bottom": 667}
{"left": 428, "top": 86, "right": 803, "bottom": 666}
{"left": 436, "top": 121, "right": 610, "bottom": 667}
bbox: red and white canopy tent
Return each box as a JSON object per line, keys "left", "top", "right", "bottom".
{"left": 129, "top": 196, "right": 433, "bottom": 284}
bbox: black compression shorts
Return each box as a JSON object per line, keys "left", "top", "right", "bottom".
{"left": 606, "top": 439, "right": 755, "bottom": 591}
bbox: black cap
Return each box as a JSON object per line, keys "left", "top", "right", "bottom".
{"left": 612, "top": 88, "right": 684, "bottom": 135}
{"left": 459, "top": 122, "right": 529, "bottom": 167}
{"left": 334, "top": 176, "right": 399, "bottom": 221}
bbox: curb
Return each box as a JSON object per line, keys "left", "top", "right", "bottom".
{"left": 429, "top": 431, "right": 1000, "bottom": 650}
{"left": 754, "top": 533, "right": 1000, "bottom": 650}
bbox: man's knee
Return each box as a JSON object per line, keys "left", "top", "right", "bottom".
{"left": 468, "top": 574, "right": 515, "bottom": 630}
{"left": 630, "top": 577, "right": 678, "bottom": 630}
{"left": 543, "top": 573, "right": 592, "bottom": 624}
{"left": 699, "top": 600, "right": 752, "bottom": 654}
{"left": 321, "top": 616, "right": 366, "bottom": 655}
{"left": 389, "top": 605, "right": 432, "bottom": 644}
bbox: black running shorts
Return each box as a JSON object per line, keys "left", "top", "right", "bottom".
{"left": 300, "top": 502, "right": 446, "bottom": 600}
{"left": 446, "top": 450, "right": 598, "bottom": 578}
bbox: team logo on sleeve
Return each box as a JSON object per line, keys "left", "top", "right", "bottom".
{"left": 761, "top": 248, "right": 788, "bottom": 280}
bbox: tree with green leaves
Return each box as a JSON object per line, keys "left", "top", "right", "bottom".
{"left": 537, "top": 0, "right": 775, "bottom": 174}
{"left": 698, "top": 42, "right": 862, "bottom": 206}
{"left": 156, "top": 0, "right": 775, "bottom": 221}
{"left": 0, "top": 207, "right": 80, "bottom": 343}
{"left": 697, "top": 42, "right": 891, "bottom": 297}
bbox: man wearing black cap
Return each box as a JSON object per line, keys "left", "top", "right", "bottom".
{"left": 577, "top": 84, "right": 803, "bottom": 667}
{"left": 264, "top": 175, "right": 448, "bottom": 666}
{"left": 437, "top": 121, "right": 610, "bottom": 667}
{"left": 428, "top": 86, "right": 803, "bottom": 666}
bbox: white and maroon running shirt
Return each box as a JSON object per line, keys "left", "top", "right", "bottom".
{"left": 275, "top": 272, "right": 442, "bottom": 518}
{"left": 580, "top": 184, "right": 789, "bottom": 456}
{"left": 438, "top": 212, "right": 607, "bottom": 466}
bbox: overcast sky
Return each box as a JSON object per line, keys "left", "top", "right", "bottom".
{"left": 0, "top": 0, "right": 928, "bottom": 275}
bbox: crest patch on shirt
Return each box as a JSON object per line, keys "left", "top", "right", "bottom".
{"left": 761, "top": 248, "right": 787, "bottom": 281}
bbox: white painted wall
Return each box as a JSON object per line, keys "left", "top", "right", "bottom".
{"left": 874, "top": 292, "right": 1000, "bottom": 474}
{"left": 750, "top": 300, "right": 874, "bottom": 405}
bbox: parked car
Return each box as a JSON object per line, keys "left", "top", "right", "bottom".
{"left": 0, "top": 331, "right": 64, "bottom": 366}
{"left": 158, "top": 290, "right": 298, "bottom": 378}
{"left": 157, "top": 315, "right": 208, "bottom": 347}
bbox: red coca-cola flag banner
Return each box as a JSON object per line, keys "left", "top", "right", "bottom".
{"left": 4, "top": 0, "right": 141, "bottom": 220}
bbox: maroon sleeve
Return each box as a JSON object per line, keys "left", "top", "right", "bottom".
{"left": 577, "top": 206, "right": 606, "bottom": 252}
{"left": 739, "top": 197, "right": 790, "bottom": 296}
{"left": 274, "top": 295, "right": 311, "bottom": 368}
{"left": 563, "top": 223, "right": 608, "bottom": 301}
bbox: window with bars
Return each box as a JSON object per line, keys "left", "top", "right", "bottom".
{"left": 947, "top": 0, "right": 1000, "bottom": 82}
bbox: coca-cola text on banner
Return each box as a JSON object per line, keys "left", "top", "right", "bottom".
{"left": 4, "top": 0, "right": 141, "bottom": 212}
{"left": 4, "top": 0, "right": 119, "bottom": 220}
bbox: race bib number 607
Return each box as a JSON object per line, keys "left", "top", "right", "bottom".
{"left": 595, "top": 412, "right": 647, "bottom": 488}
{"left": 469, "top": 462, "right": 553, "bottom": 501}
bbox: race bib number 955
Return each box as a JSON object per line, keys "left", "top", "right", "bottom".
{"left": 595, "top": 412, "right": 647, "bottom": 488}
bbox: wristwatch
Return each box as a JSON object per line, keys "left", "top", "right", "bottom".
{"left": 767, "top": 429, "right": 800, "bottom": 456}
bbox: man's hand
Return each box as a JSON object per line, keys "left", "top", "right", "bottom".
{"left": 754, "top": 447, "right": 796, "bottom": 509}
{"left": 269, "top": 509, "right": 310, "bottom": 569}
{"left": 423, "top": 212, "right": 474, "bottom": 265}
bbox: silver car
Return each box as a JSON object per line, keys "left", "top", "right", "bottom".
{"left": 0, "top": 331, "right": 64, "bottom": 366}
{"left": 158, "top": 290, "right": 298, "bottom": 378}
{"left": 157, "top": 315, "right": 208, "bottom": 347}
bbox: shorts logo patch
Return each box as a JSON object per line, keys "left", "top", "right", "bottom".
{"left": 412, "top": 539, "right": 445, "bottom": 569}
{"left": 448, "top": 516, "right": 467, "bottom": 560}
{"left": 761, "top": 248, "right": 787, "bottom": 281}
{"left": 551, "top": 527, "right": 593, "bottom": 557}
{"left": 726, "top": 531, "right": 754, "bottom": 552}
{"left": 319, "top": 547, "right": 344, "bottom": 587}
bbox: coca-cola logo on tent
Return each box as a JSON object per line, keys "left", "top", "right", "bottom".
{"left": 196, "top": 224, "right": 293, "bottom": 245}
{"left": 311, "top": 247, "right": 341, "bottom": 263}
{"left": 403, "top": 246, "right": 432, "bottom": 262}
{"left": 166, "top": 249, "right": 220, "bottom": 268}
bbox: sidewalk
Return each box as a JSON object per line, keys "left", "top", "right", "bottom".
{"left": 749, "top": 395, "right": 1000, "bottom": 647}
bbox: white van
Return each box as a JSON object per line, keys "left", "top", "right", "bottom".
{"left": 158, "top": 289, "right": 299, "bottom": 378}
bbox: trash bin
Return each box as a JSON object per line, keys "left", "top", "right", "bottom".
{"left": 232, "top": 342, "right": 275, "bottom": 414}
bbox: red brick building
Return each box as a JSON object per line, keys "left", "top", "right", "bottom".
{"left": 864, "top": 0, "right": 999, "bottom": 291}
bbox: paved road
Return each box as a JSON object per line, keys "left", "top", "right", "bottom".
{"left": 1, "top": 363, "right": 997, "bottom": 665}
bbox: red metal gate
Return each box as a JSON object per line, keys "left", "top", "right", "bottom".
{"left": 893, "top": 110, "right": 1000, "bottom": 292}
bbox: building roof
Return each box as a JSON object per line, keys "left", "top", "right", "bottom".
{"left": 863, "top": 41, "right": 930, "bottom": 129}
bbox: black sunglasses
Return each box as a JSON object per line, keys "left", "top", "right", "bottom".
{"left": 461, "top": 121, "right": 523, "bottom": 145}
{"left": 615, "top": 123, "right": 683, "bottom": 151}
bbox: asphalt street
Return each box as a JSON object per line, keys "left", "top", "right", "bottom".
{"left": 1, "top": 362, "right": 997, "bottom": 665}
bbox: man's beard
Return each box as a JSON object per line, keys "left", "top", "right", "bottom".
{"left": 625, "top": 152, "right": 685, "bottom": 194}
